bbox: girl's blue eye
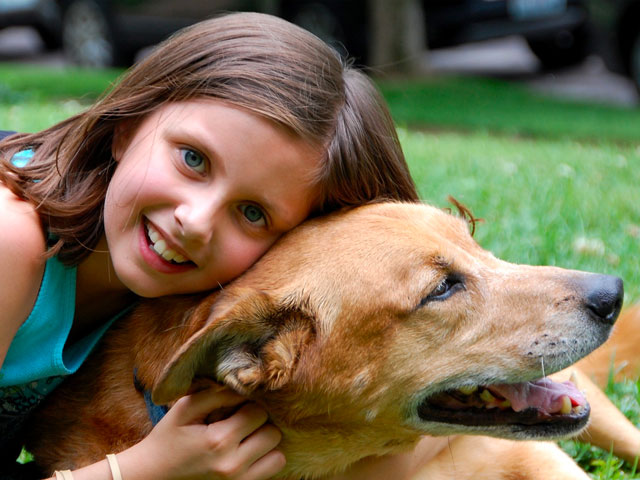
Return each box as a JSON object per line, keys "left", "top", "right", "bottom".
{"left": 240, "top": 204, "right": 266, "bottom": 227}
{"left": 181, "top": 148, "right": 206, "bottom": 173}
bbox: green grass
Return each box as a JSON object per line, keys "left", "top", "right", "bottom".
{"left": 379, "top": 76, "right": 640, "bottom": 143}
{"left": 0, "top": 64, "right": 121, "bottom": 103}
{"left": 0, "top": 63, "right": 122, "bottom": 132}
{"left": 3, "top": 64, "right": 640, "bottom": 478}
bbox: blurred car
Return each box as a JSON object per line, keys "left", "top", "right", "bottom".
{"left": 585, "top": 0, "right": 640, "bottom": 91}
{"left": 426, "top": 0, "right": 590, "bottom": 69}
{"left": 0, "top": 0, "right": 62, "bottom": 50}
{"left": 52, "top": 0, "right": 270, "bottom": 67}
{"left": 49, "top": 0, "right": 590, "bottom": 68}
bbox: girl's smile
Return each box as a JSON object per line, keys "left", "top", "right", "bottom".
{"left": 102, "top": 99, "right": 322, "bottom": 298}
{"left": 139, "top": 218, "right": 195, "bottom": 274}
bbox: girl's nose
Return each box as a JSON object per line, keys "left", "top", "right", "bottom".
{"left": 173, "top": 196, "right": 221, "bottom": 244}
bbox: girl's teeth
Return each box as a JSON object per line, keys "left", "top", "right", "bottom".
{"left": 146, "top": 222, "right": 189, "bottom": 264}
{"left": 148, "top": 229, "right": 160, "bottom": 243}
{"left": 152, "top": 239, "right": 167, "bottom": 255}
{"left": 162, "top": 249, "right": 176, "bottom": 261}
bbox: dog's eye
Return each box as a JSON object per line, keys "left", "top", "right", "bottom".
{"left": 421, "top": 275, "right": 464, "bottom": 305}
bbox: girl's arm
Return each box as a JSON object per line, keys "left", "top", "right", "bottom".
{"left": 0, "top": 182, "right": 46, "bottom": 368}
{"left": 44, "top": 388, "right": 285, "bottom": 480}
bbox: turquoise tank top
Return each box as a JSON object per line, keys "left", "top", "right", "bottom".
{"left": 0, "top": 149, "right": 122, "bottom": 444}
{"left": 0, "top": 256, "right": 116, "bottom": 388}
{"left": 0, "top": 254, "right": 120, "bottom": 450}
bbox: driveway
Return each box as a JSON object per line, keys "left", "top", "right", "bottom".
{"left": 426, "top": 35, "right": 639, "bottom": 107}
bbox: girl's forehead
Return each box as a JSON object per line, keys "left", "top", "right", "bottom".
{"left": 145, "top": 99, "right": 316, "bottom": 147}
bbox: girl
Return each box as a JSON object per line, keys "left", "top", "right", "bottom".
{"left": 0, "top": 11, "right": 419, "bottom": 480}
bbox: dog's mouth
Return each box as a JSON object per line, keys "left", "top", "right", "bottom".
{"left": 417, "top": 376, "right": 589, "bottom": 432}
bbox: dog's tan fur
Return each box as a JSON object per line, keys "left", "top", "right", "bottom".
{"left": 22, "top": 202, "right": 632, "bottom": 479}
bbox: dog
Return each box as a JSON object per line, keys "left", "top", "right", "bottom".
{"left": 20, "top": 201, "right": 627, "bottom": 479}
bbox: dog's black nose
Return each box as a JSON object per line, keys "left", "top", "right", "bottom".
{"left": 583, "top": 274, "right": 624, "bottom": 325}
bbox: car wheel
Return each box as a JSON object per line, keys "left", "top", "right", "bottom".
{"left": 34, "top": 0, "right": 63, "bottom": 51}
{"left": 629, "top": 31, "right": 640, "bottom": 93}
{"left": 35, "top": 24, "right": 63, "bottom": 51}
{"left": 61, "top": 0, "right": 127, "bottom": 67}
{"left": 526, "top": 25, "right": 590, "bottom": 70}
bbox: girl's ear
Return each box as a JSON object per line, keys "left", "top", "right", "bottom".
{"left": 112, "top": 119, "right": 136, "bottom": 162}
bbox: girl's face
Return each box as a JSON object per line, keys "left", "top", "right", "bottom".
{"left": 104, "top": 99, "right": 322, "bottom": 297}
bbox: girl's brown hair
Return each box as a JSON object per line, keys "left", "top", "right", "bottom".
{"left": 0, "top": 12, "right": 418, "bottom": 265}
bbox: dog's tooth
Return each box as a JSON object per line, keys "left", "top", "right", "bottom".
{"left": 573, "top": 405, "right": 584, "bottom": 414}
{"left": 153, "top": 239, "right": 167, "bottom": 255}
{"left": 499, "top": 400, "right": 511, "bottom": 409}
{"left": 560, "top": 395, "right": 572, "bottom": 415}
{"left": 569, "top": 371, "right": 579, "bottom": 389}
{"left": 479, "top": 389, "right": 496, "bottom": 403}
{"left": 458, "top": 385, "right": 478, "bottom": 395}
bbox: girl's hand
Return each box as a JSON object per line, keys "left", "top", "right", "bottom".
{"left": 117, "top": 387, "right": 286, "bottom": 480}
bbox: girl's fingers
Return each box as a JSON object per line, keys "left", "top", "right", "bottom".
{"left": 237, "top": 423, "right": 283, "bottom": 465}
{"left": 244, "top": 448, "right": 287, "bottom": 480}
{"left": 167, "top": 386, "right": 247, "bottom": 425}
{"left": 211, "top": 402, "right": 270, "bottom": 443}
{"left": 157, "top": 387, "right": 284, "bottom": 479}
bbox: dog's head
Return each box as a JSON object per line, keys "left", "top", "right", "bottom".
{"left": 151, "top": 202, "right": 622, "bottom": 477}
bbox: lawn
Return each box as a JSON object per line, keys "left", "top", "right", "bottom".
{"left": 2, "top": 63, "right": 640, "bottom": 478}
{"left": 380, "top": 75, "right": 640, "bottom": 143}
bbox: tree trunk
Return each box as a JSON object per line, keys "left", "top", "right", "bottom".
{"left": 368, "top": 0, "right": 428, "bottom": 73}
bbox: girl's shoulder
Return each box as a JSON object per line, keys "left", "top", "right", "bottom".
{"left": 0, "top": 181, "right": 46, "bottom": 256}
{"left": 0, "top": 182, "right": 46, "bottom": 365}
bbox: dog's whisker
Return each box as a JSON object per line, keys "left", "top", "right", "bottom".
{"left": 447, "top": 436, "right": 458, "bottom": 476}
{"left": 580, "top": 428, "right": 593, "bottom": 443}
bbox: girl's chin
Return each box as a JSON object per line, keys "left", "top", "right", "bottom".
{"left": 123, "top": 277, "right": 185, "bottom": 298}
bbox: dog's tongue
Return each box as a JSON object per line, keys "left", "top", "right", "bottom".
{"left": 489, "top": 378, "right": 585, "bottom": 414}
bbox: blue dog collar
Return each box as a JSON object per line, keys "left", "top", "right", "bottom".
{"left": 133, "top": 369, "right": 168, "bottom": 426}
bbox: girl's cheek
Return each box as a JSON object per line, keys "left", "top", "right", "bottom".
{"left": 219, "top": 237, "right": 273, "bottom": 283}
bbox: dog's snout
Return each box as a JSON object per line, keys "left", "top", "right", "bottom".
{"left": 582, "top": 274, "right": 624, "bottom": 325}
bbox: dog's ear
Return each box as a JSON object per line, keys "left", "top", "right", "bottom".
{"left": 152, "top": 289, "right": 314, "bottom": 404}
